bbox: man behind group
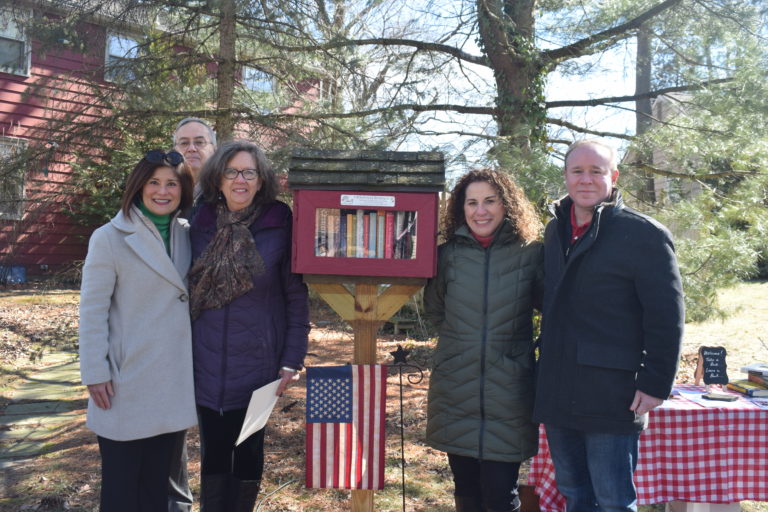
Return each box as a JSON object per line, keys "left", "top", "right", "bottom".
{"left": 174, "top": 117, "right": 217, "bottom": 198}
{"left": 534, "top": 139, "right": 684, "bottom": 512}
{"left": 166, "top": 116, "right": 216, "bottom": 512}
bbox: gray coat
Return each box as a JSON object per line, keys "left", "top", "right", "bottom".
{"left": 79, "top": 207, "right": 197, "bottom": 441}
{"left": 424, "top": 220, "right": 543, "bottom": 462}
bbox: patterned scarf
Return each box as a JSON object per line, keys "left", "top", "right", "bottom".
{"left": 189, "top": 201, "right": 265, "bottom": 320}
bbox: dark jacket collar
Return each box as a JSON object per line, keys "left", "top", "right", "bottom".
{"left": 194, "top": 200, "right": 286, "bottom": 231}
{"left": 549, "top": 189, "right": 623, "bottom": 260}
{"left": 454, "top": 218, "right": 519, "bottom": 247}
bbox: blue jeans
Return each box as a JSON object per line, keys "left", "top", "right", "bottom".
{"left": 545, "top": 425, "right": 640, "bottom": 512}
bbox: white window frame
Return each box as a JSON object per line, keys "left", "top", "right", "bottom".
{"left": 0, "top": 137, "right": 28, "bottom": 221}
{"left": 318, "top": 78, "right": 335, "bottom": 101}
{"left": 242, "top": 66, "right": 273, "bottom": 93}
{"left": 0, "top": 8, "right": 31, "bottom": 77}
{"left": 105, "top": 32, "right": 140, "bottom": 82}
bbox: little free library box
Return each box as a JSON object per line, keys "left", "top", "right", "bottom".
{"left": 288, "top": 149, "right": 445, "bottom": 511}
{"left": 288, "top": 149, "right": 446, "bottom": 278}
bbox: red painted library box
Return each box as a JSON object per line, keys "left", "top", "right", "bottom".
{"left": 288, "top": 149, "right": 445, "bottom": 278}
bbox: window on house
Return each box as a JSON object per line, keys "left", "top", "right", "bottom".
{"left": 318, "top": 79, "right": 335, "bottom": 102}
{"left": 0, "top": 9, "right": 30, "bottom": 76}
{"left": 243, "top": 66, "right": 273, "bottom": 93}
{"left": 0, "top": 137, "right": 27, "bottom": 221}
{"left": 105, "top": 33, "right": 140, "bottom": 82}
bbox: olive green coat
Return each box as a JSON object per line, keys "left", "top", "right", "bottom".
{"left": 424, "top": 220, "right": 543, "bottom": 462}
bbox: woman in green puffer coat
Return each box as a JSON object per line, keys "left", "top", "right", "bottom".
{"left": 424, "top": 169, "right": 543, "bottom": 512}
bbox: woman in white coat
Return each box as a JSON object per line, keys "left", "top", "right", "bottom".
{"left": 79, "top": 150, "right": 197, "bottom": 512}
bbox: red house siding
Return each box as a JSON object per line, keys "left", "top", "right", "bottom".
{"left": 0, "top": 12, "right": 326, "bottom": 279}
{"left": 0, "top": 18, "right": 107, "bottom": 276}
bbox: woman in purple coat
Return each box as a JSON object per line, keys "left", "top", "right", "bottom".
{"left": 188, "top": 140, "right": 309, "bottom": 511}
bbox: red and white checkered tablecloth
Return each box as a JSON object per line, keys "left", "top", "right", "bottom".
{"left": 528, "top": 385, "right": 768, "bottom": 511}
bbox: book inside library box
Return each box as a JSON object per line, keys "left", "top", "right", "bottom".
{"left": 291, "top": 189, "right": 438, "bottom": 277}
{"left": 288, "top": 149, "right": 445, "bottom": 278}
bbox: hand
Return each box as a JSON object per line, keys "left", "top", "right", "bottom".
{"left": 276, "top": 368, "right": 300, "bottom": 396}
{"left": 87, "top": 381, "right": 114, "bottom": 410}
{"left": 630, "top": 390, "right": 663, "bottom": 416}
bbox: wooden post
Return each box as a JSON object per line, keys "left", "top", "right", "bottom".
{"left": 351, "top": 283, "right": 383, "bottom": 512}
{"left": 352, "top": 283, "right": 379, "bottom": 363}
{"left": 305, "top": 275, "right": 426, "bottom": 512}
{"left": 351, "top": 489, "right": 375, "bottom": 512}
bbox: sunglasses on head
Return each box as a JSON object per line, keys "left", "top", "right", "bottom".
{"left": 145, "top": 149, "right": 184, "bottom": 167}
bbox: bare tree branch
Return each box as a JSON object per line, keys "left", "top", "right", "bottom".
{"left": 546, "top": 78, "right": 731, "bottom": 108}
{"left": 624, "top": 161, "right": 760, "bottom": 179}
{"left": 117, "top": 102, "right": 494, "bottom": 122}
{"left": 253, "top": 37, "right": 488, "bottom": 66}
{"left": 410, "top": 128, "right": 499, "bottom": 141}
{"left": 545, "top": 117, "right": 634, "bottom": 140}
{"left": 266, "top": 103, "right": 496, "bottom": 118}
{"left": 542, "top": 0, "right": 684, "bottom": 63}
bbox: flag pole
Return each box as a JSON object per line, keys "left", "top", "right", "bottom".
{"left": 305, "top": 275, "right": 426, "bottom": 512}
{"left": 389, "top": 345, "right": 424, "bottom": 512}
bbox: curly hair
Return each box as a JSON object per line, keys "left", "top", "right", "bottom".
{"left": 442, "top": 169, "right": 541, "bottom": 243}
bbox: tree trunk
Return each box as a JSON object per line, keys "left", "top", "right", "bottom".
{"left": 476, "top": 0, "right": 543, "bottom": 154}
{"left": 216, "top": 0, "right": 237, "bottom": 141}
{"left": 635, "top": 24, "right": 656, "bottom": 203}
{"left": 635, "top": 25, "right": 653, "bottom": 136}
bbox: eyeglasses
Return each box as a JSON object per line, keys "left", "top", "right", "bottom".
{"left": 176, "top": 139, "right": 210, "bottom": 150}
{"left": 223, "top": 168, "right": 259, "bottom": 180}
{"left": 145, "top": 149, "right": 184, "bottom": 166}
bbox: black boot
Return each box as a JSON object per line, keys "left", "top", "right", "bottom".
{"left": 200, "top": 474, "right": 229, "bottom": 512}
{"left": 228, "top": 479, "right": 260, "bottom": 512}
{"left": 455, "top": 495, "right": 483, "bottom": 512}
{"left": 483, "top": 491, "right": 521, "bottom": 512}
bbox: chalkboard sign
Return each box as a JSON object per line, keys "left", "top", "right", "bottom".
{"left": 694, "top": 346, "right": 729, "bottom": 385}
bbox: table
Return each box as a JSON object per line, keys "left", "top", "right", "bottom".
{"left": 528, "top": 385, "right": 768, "bottom": 511}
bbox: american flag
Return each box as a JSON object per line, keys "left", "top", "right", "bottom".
{"left": 305, "top": 365, "right": 388, "bottom": 490}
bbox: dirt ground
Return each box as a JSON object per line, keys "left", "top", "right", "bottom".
{"left": 1, "top": 281, "right": 767, "bottom": 511}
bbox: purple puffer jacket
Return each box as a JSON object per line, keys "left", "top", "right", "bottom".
{"left": 190, "top": 200, "right": 310, "bottom": 412}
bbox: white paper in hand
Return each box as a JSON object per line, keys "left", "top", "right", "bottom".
{"left": 236, "top": 379, "right": 281, "bottom": 446}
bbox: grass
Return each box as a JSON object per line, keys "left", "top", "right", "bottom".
{"left": 0, "top": 288, "right": 79, "bottom": 305}
{"left": 683, "top": 281, "right": 768, "bottom": 381}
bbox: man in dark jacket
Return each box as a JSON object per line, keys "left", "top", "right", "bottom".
{"left": 533, "top": 139, "right": 684, "bottom": 512}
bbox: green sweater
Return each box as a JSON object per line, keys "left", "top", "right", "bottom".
{"left": 423, "top": 220, "right": 544, "bottom": 462}
{"left": 139, "top": 202, "right": 171, "bottom": 254}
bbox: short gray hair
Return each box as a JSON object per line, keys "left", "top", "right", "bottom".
{"left": 173, "top": 117, "right": 217, "bottom": 146}
{"left": 564, "top": 139, "right": 618, "bottom": 170}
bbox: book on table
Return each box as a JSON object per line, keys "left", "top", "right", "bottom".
{"left": 747, "top": 372, "right": 768, "bottom": 387}
{"left": 726, "top": 378, "right": 768, "bottom": 397}
{"left": 740, "top": 362, "right": 768, "bottom": 376}
{"left": 739, "top": 361, "right": 768, "bottom": 388}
